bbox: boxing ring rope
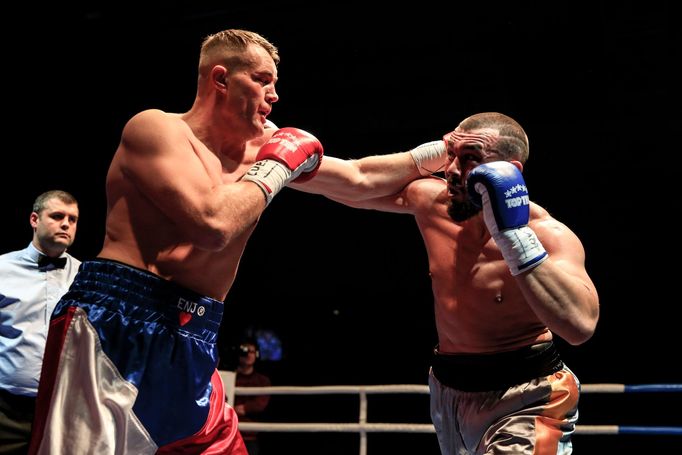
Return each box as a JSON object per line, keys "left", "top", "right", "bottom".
{"left": 228, "top": 380, "right": 682, "bottom": 455}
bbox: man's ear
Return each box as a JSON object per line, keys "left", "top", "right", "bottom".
{"left": 509, "top": 160, "right": 523, "bottom": 173}
{"left": 30, "top": 212, "right": 39, "bottom": 229}
{"left": 212, "top": 65, "right": 229, "bottom": 91}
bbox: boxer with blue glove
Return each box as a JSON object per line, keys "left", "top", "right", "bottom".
{"left": 307, "top": 112, "right": 600, "bottom": 455}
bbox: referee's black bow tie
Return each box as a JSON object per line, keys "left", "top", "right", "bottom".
{"left": 38, "top": 255, "right": 67, "bottom": 269}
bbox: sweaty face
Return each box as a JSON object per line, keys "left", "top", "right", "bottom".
{"left": 224, "top": 45, "right": 278, "bottom": 139}
{"left": 444, "top": 127, "right": 501, "bottom": 222}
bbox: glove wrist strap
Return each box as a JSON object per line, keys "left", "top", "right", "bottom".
{"left": 242, "top": 160, "right": 292, "bottom": 205}
{"left": 410, "top": 140, "right": 446, "bottom": 176}
{"left": 494, "top": 227, "right": 548, "bottom": 276}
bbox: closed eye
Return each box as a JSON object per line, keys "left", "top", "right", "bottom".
{"left": 459, "top": 153, "right": 480, "bottom": 165}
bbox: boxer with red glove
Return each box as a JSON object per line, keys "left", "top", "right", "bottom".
{"left": 467, "top": 161, "right": 548, "bottom": 275}
{"left": 243, "top": 127, "right": 324, "bottom": 205}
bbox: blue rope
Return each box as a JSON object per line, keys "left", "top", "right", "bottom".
{"left": 618, "top": 426, "right": 682, "bottom": 435}
{"left": 623, "top": 384, "right": 682, "bottom": 393}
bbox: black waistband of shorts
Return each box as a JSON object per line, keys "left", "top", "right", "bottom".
{"left": 431, "top": 341, "right": 564, "bottom": 392}
{"left": 65, "top": 258, "right": 224, "bottom": 336}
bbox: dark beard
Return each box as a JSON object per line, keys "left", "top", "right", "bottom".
{"left": 446, "top": 179, "right": 481, "bottom": 222}
{"left": 447, "top": 197, "right": 481, "bottom": 222}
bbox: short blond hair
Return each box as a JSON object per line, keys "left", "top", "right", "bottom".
{"left": 199, "top": 29, "right": 279, "bottom": 76}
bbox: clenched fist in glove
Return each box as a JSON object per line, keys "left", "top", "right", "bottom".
{"left": 243, "top": 127, "right": 324, "bottom": 205}
{"left": 467, "top": 161, "right": 548, "bottom": 275}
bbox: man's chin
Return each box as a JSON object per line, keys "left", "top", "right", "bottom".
{"left": 447, "top": 201, "right": 480, "bottom": 222}
{"left": 52, "top": 239, "right": 71, "bottom": 249}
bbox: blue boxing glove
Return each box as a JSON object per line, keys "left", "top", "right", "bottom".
{"left": 467, "top": 161, "right": 548, "bottom": 275}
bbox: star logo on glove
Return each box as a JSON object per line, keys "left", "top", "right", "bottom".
{"left": 504, "top": 184, "right": 527, "bottom": 198}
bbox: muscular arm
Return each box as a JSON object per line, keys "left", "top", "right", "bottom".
{"left": 516, "top": 218, "right": 600, "bottom": 345}
{"left": 118, "top": 110, "right": 266, "bottom": 251}
{"left": 316, "top": 175, "right": 445, "bottom": 215}
{"left": 288, "top": 153, "right": 419, "bottom": 201}
{"left": 289, "top": 139, "right": 445, "bottom": 204}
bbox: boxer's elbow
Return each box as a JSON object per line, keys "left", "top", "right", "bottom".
{"left": 563, "top": 308, "right": 600, "bottom": 346}
{"left": 189, "top": 217, "right": 241, "bottom": 251}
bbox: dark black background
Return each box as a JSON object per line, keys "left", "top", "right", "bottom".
{"left": 2, "top": 1, "right": 675, "bottom": 453}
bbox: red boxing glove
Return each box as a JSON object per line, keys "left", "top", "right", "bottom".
{"left": 257, "top": 127, "right": 323, "bottom": 182}
{"left": 243, "top": 127, "right": 324, "bottom": 204}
